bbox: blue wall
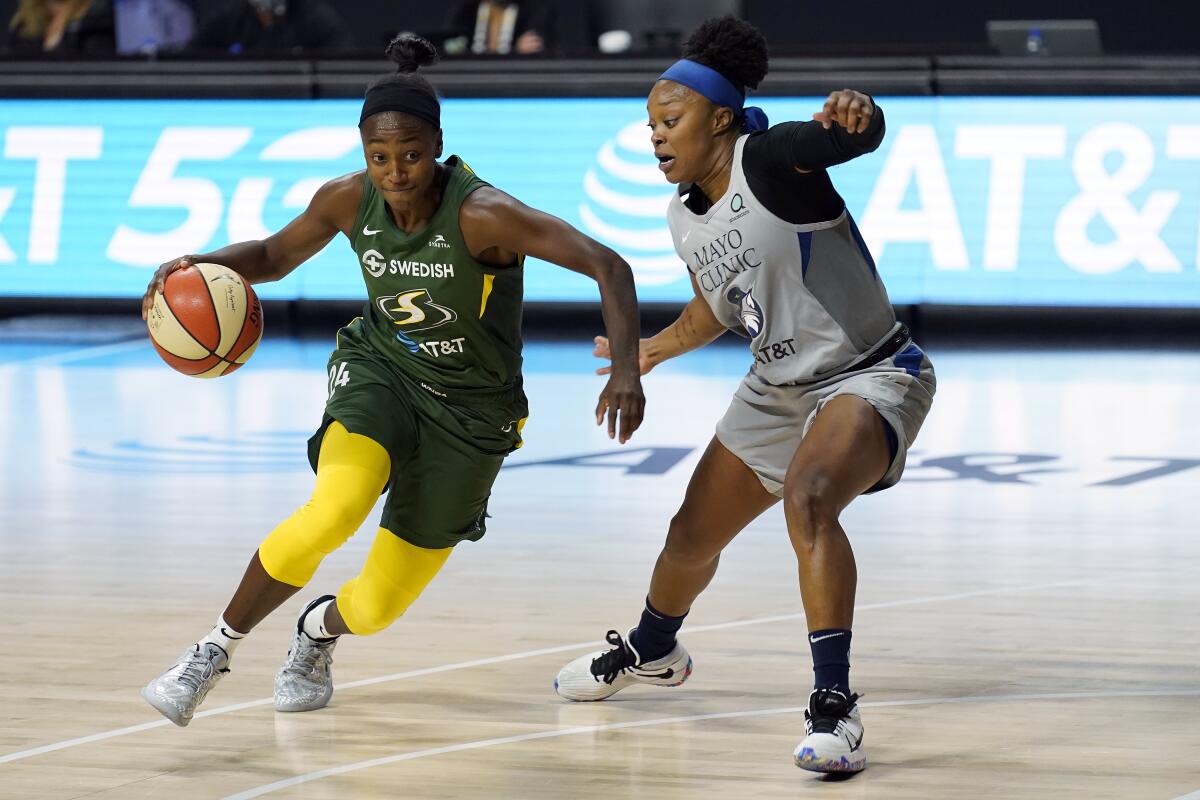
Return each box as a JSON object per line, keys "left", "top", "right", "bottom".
{"left": 1, "top": 96, "right": 1199, "bottom": 306}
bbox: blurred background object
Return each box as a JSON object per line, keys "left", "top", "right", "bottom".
{"left": 0, "top": 0, "right": 1197, "bottom": 58}
{"left": 443, "top": 0, "right": 553, "bottom": 56}
{"left": 188, "top": 0, "right": 351, "bottom": 55}
{"left": 6, "top": 0, "right": 113, "bottom": 55}
{"left": 589, "top": 0, "right": 741, "bottom": 55}
{"left": 986, "top": 19, "right": 1103, "bottom": 57}
{"left": 112, "top": 0, "right": 193, "bottom": 55}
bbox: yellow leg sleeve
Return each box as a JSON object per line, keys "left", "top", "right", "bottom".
{"left": 335, "top": 528, "right": 452, "bottom": 635}
{"left": 258, "top": 421, "right": 391, "bottom": 587}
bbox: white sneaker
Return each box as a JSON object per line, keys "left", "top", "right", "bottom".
{"left": 141, "top": 642, "right": 230, "bottom": 727}
{"left": 555, "top": 629, "right": 692, "bottom": 702}
{"left": 793, "top": 688, "right": 866, "bottom": 773}
{"left": 274, "top": 596, "right": 338, "bottom": 713}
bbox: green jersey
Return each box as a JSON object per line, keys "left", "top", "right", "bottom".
{"left": 342, "top": 157, "right": 523, "bottom": 391}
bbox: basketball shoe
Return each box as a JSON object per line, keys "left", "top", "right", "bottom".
{"left": 141, "top": 642, "right": 230, "bottom": 727}
{"left": 793, "top": 688, "right": 866, "bottom": 773}
{"left": 555, "top": 628, "right": 692, "bottom": 701}
{"left": 274, "top": 599, "right": 338, "bottom": 712}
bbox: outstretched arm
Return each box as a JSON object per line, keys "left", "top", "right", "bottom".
{"left": 593, "top": 275, "right": 726, "bottom": 375}
{"left": 460, "top": 188, "right": 645, "bottom": 443}
{"left": 141, "top": 173, "right": 360, "bottom": 318}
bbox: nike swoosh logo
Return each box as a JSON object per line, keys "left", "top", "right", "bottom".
{"left": 363, "top": 226, "right": 381, "bottom": 235}
{"left": 637, "top": 668, "right": 674, "bottom": 680}
{"left": 809, "top": 632, "right": 846, "bottom": 643}
{"left": 219, "top": 627, "right": 245, "bottom": 640}
{"left": 849, "top": 734, "right": 863, "bottom": 752}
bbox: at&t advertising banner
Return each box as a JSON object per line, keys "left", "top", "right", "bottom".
{"left": 1, "top": 97, "right": 1199, "bottom": 306}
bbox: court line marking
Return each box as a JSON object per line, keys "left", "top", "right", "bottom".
{"left": 1171, "top": 792, "right": 1200, "bottom": 800}
{"left": 223, "top": 688, "right": 1200, "bottom": 799}
{"left": 11, "top": 338, "right": 148, "bottom": 368}
{"left": 0, "top": 579, "right": 1086, "bottom": 766}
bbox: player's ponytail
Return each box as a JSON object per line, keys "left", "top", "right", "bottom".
{"left": 361, "top": 34, "right": 441, "bottom": 128}
{"left": 385, "top": 33, "right": 439, "bottom": 74}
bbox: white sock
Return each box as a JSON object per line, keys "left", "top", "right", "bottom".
{"left": 199, "top": 616, "right": 247, "bottom": 659}
{"left": 301, "top": 598, "right": 338, "bottom": 641}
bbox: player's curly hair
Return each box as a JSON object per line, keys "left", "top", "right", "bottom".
{"left": 681, "top": 15, "right": 769, "bottom": 92}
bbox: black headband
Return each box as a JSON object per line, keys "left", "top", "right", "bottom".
{"left": 359, "top": 82, "right": 441, "bottom": 128}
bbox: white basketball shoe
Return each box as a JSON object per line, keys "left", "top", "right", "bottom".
{"left": 141, "top": 642, "right": 230, "bottom": 727}
{"left": 274, "top": 596, "right": 338, "bottom": 712}
{"left": 555, "top": 629, "right": 692, "bottom": 701}
{"left": 793, "top": 688, "right": 866, "bottom": 773}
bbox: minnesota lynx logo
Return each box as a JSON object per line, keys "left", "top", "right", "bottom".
{"left": 726, "top": 286, "right": 765, "bottom": 338}
{"left": 377, "top": 289, "right": 457, "bottom": 333}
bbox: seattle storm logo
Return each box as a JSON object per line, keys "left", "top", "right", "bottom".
{"left": 377, "top": 289, "right": 457, "bottom": 334}
{"left": 726, "top": 286, "right": 765, "bottom": 338}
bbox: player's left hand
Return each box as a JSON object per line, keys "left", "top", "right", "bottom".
{"left": 595, "top": 369, "right": 645, "bottom": 444}
{"left": 813, "top": 90, "right": 874, "bottom": 134}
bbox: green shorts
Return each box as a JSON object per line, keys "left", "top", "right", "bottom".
{"left": 308, "top": 340, "right": 528, "bottom": 550}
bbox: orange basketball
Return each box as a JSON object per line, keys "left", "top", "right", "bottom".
{"left": 146, "top": 263, "right": 263, "bottom": 378}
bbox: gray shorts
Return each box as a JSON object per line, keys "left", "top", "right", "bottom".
{"left": 715, "top": 342, "right": 936, "bottom": 497}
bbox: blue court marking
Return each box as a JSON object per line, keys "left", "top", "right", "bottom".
{"left": 177, "top": 435, "right": 304, "bottom": 450}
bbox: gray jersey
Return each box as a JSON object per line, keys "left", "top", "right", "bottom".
{"left": 667, "top": 134, "right": 899, "bottom": 385}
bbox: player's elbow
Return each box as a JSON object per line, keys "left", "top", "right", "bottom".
{"left": 591, "top": 249, "right": 634, "bottom": 286}
{"left": 862, "top": 122, "right": 885, "bottom": 154}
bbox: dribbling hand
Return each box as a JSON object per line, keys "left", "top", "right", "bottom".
{"left": 813, "top": 90, "right": 875, "bottom": 134}
{"left": 142, "top": 255, "right": 199, "bottom": 320}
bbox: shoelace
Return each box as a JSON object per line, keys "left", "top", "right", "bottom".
{"left": 589, "top": 630, "right": 638, "bottom": 684}
{"left": 807, "top": 689, "right": 862, "bottom": 735}
{"left": 282, "top": 635, "right": 334, "bottom": 676}
{"left": 175, "top": 646, "right": 217, "bottom": 692}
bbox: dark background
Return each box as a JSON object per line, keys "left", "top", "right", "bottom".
{"left": 1, "top": 0, "right": 1195, "bottom": 57}
{"left": 743, "top": 0, "right": 1196, "bottom": 56}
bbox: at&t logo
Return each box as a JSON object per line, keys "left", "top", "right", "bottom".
{"left": 580, "top": 120, "right": 680, "bottom": 285}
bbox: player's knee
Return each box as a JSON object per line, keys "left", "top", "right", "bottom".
{"left": 338, "top": 580, "right": 417, "bottom": 636}
{"left": 662, "top": 512, "right": 721, "bottom": 569}
{"left": 301, "top": 496, "right": 371, "bottom": 545}
{"left": 783, "top": 472, "right": 839, "bottom": 544}
{"left": 259, "top": 498, "right": 370, "bottom": 587}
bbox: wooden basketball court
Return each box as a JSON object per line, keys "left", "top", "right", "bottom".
{"left": 2, "top": 336, "right": 1198, "bottom": 798}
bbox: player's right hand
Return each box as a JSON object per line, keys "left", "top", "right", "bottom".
{"left": 593, "top": 335, "right": 654, "bottom": 376}
{"left": 141, "top": 255, "right": 198, "bottom": 320}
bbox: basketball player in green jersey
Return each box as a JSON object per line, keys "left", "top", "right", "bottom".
{"left": 139, "top": 34, "right": 645, "bottom": 727}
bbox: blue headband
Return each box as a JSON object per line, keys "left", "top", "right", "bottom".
{"left": 658, "top": 59, "right": 769, "bottom": 133}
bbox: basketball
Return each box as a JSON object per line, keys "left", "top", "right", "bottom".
{"left": 146, "top": 263, "right": 263, "bottom": 378}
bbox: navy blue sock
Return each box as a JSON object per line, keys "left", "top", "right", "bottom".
{"left": 808, "top": 628, "right": 852, "bottom": 694}
{"left": 629, "top": 597, "right": 686, "bottom": 662}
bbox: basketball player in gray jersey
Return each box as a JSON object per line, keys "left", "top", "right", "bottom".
{"left": 554, "top": 16, "right": 935, "bottom": 775}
